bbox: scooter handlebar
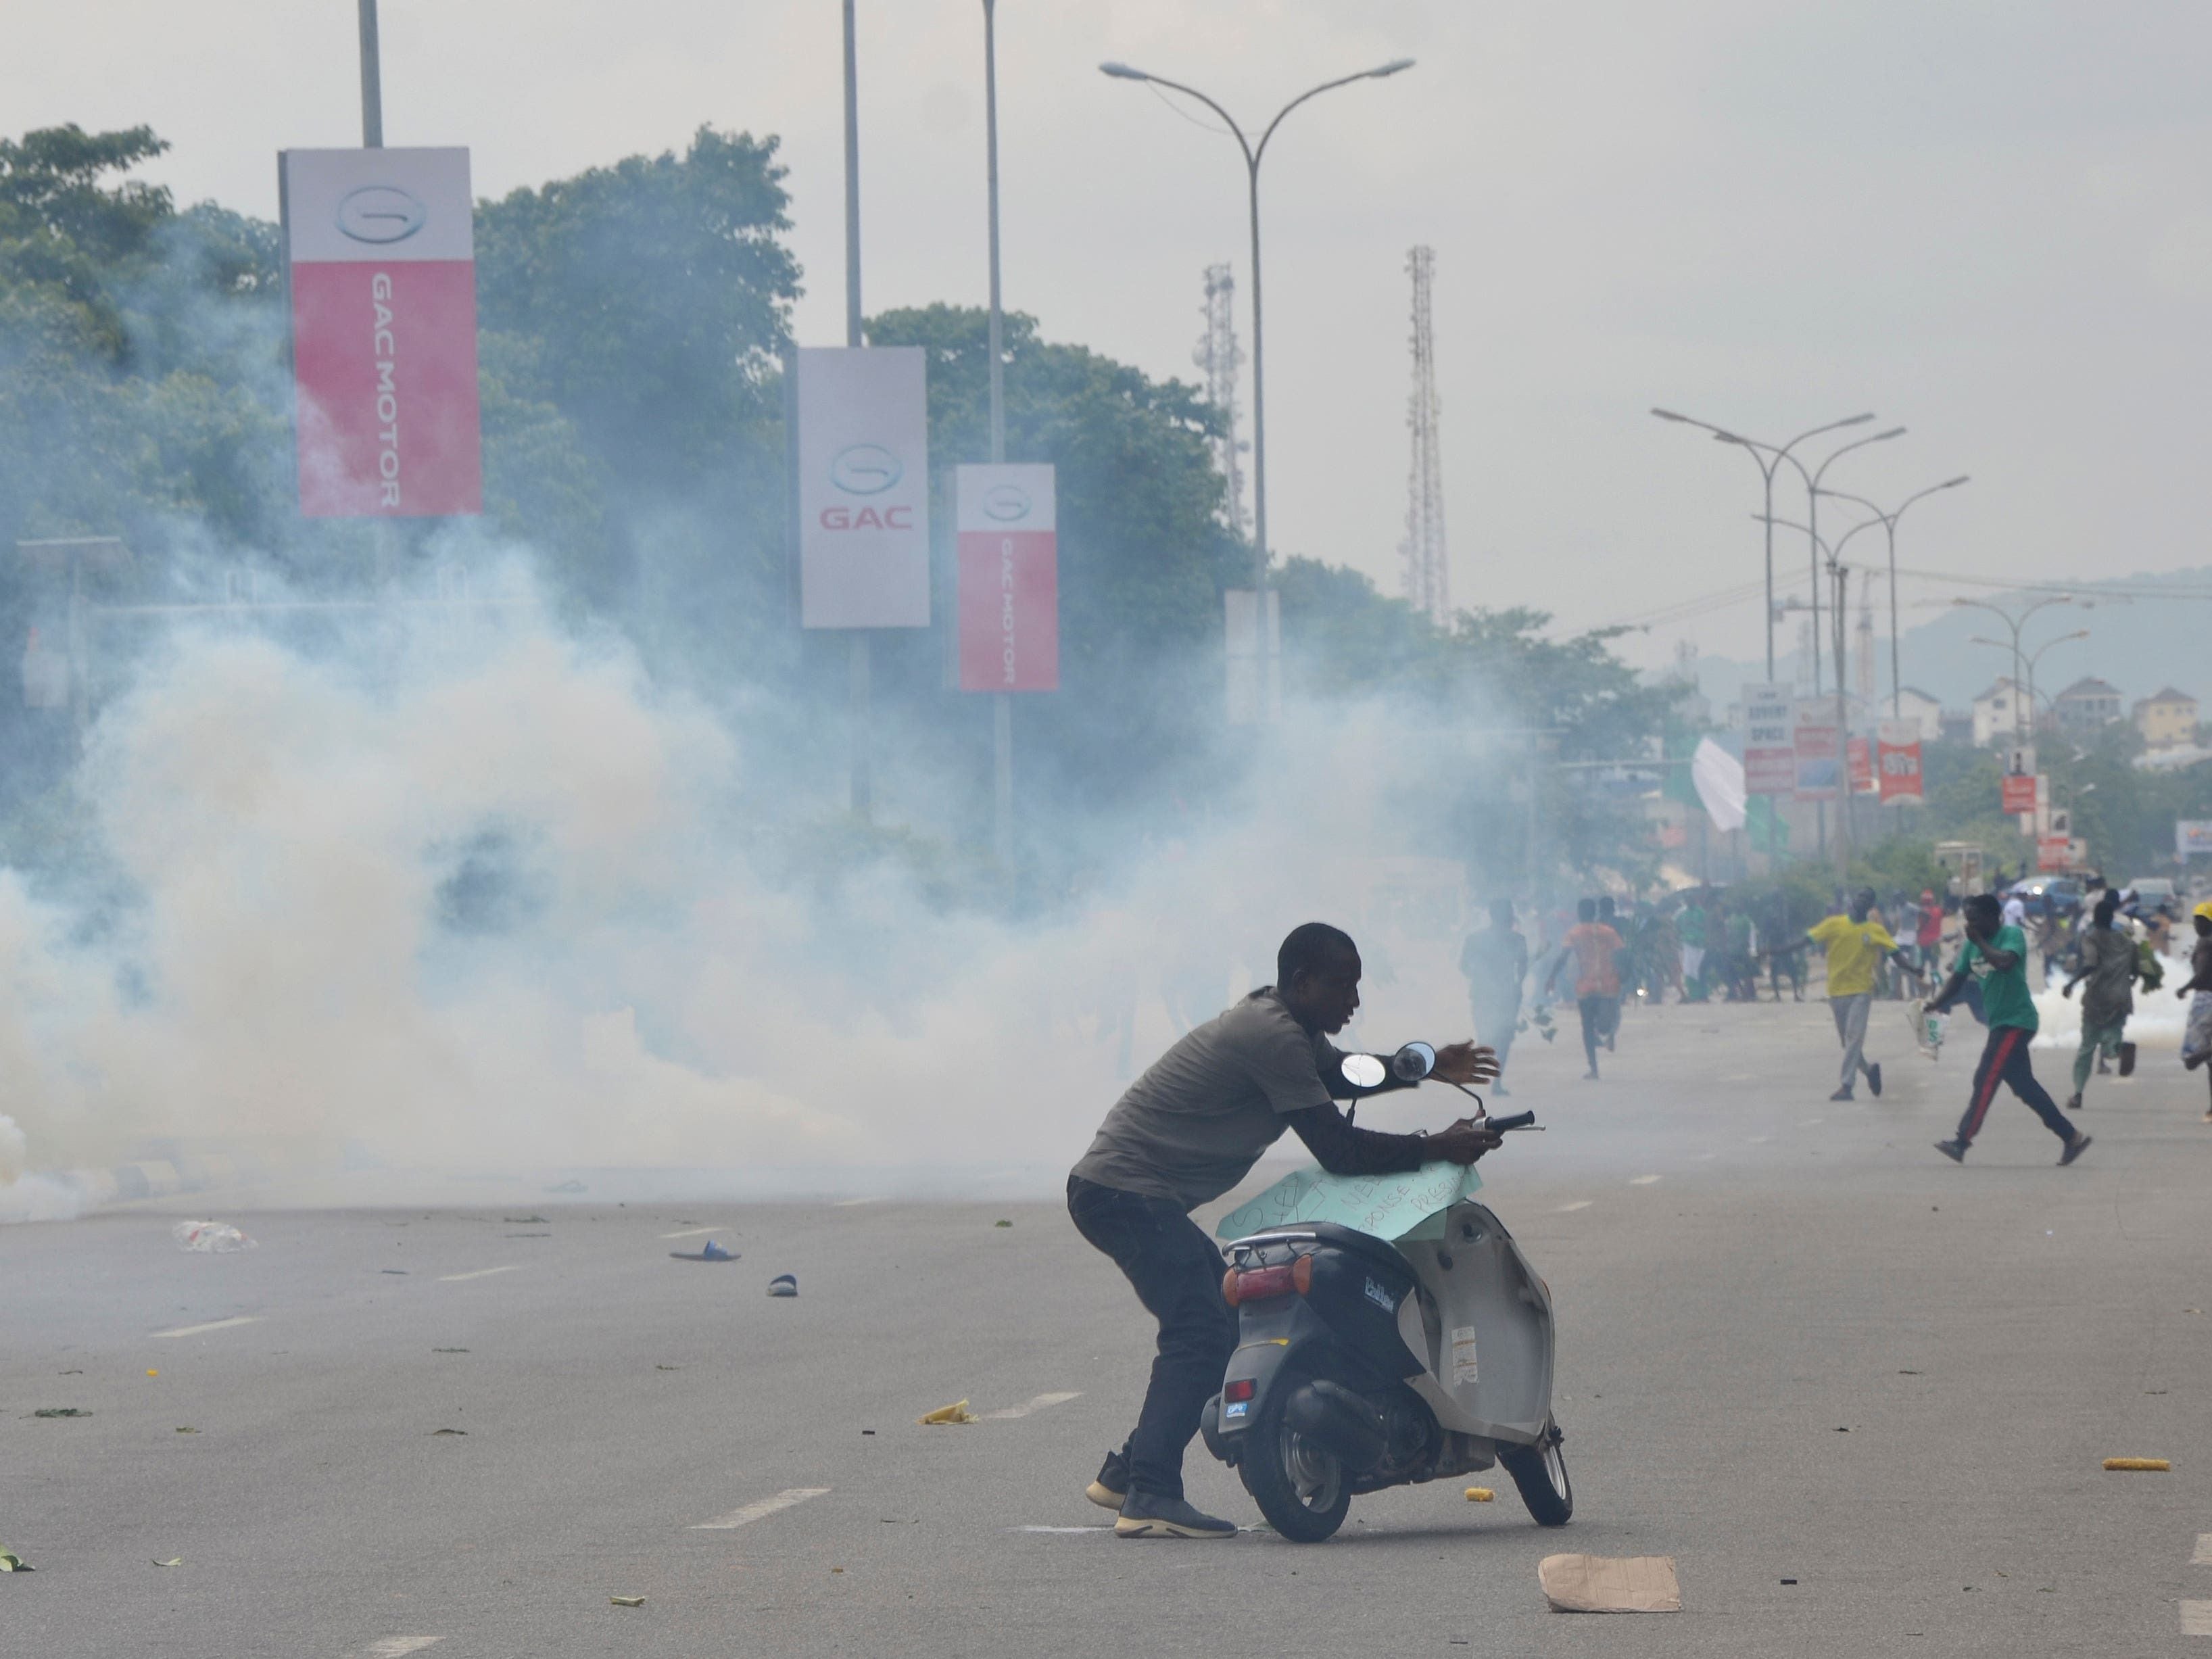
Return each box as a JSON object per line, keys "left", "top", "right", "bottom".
{"left": 1485, "top": 1109, "right": 1538, "bottom": 1132}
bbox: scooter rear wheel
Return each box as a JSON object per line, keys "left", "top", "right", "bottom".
{"left": 1240, "top": 1390, "right": 1352, "bottom": 1543}
{"left": 1498, "top": 1423, "right": 1572, "bottom": 1526}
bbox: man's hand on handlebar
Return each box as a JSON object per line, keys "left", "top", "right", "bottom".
{"left": 1427, "top": 1120, "right": 1505, "bottom": 1165}
{"left": 1433, "top": 1042, "right": 1501, "bottom": 1086}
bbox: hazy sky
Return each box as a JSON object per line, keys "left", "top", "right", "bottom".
{"left": 13, "top": 1, "right": 2212, "bottom": 675}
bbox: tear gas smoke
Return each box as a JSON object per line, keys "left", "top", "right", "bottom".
{"left": 0, "top": 554, "right": 1516, "bottom": 1218}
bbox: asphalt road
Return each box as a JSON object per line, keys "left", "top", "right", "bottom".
{"left": 5, "top": 995, "right": 2211, "bottom": 1657}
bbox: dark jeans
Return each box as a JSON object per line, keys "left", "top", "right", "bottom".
{"left": 1958, "top": 1024, "right": 2073, "bottom": 1146}
{"left": 1067, "top": 1174, "right": 1236, "bottom": 1501}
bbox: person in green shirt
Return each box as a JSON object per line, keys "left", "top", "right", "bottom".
{"left": 1929, "top": 892, "right": 2092, "bottom": 1165}
{"left": 1807, "top": 888, "right": 1924, "bottom": 1101}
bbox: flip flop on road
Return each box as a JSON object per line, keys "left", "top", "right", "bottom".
{"left": 670, "top": 1239, "right": 740, "bottom": 1262}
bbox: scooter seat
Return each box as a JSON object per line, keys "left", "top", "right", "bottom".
{"left": 1298, "top": 1221, "right": 1422, "bottom": 1283}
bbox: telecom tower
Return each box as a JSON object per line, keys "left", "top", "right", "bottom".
{"left": 1193, "top": 263, "right": 1249, "bottom": 537}
{"left": 1400, "top": 246, "right": 1449, "bottom": 623}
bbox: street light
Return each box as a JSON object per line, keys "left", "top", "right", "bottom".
{"left": 1970, "top": 627, "right": 2089, "bottom": 739}
{"left": 1804, "top": 427, "right": 1906, "bottom": 694}
{"left": 1103, "top": 56, "right": 1415, "bottom": 600}
{"left": 1651, "top": 408, "right": 1873, "bottom": 678}
{"left": 1952, "top": 595, "right": 2077, "bottom": 744}
{"left": 1815, "top": 477, "right": 1971, "bottom": 717}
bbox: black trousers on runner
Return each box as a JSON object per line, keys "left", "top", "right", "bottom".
{"left": 1576, "top": 994, "right": 1608, "bottom": 1071}
{"left": 1066, "top": 1174, "right": 1235, "bottom": 1501}
{"left": 1956, "top": 1024, "right": 2072, "bottom": 1147}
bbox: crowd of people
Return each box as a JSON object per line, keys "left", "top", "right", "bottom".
{"left": 1457, "top": 871, "right": 2212, "bottom": 1163}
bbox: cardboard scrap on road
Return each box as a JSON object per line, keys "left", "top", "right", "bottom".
{"left": 1539, "top": 1554, "right": 1681, "bottom": 1613}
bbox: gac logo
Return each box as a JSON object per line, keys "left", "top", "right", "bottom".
{"left": 819, "top": 506, "right": 915, "bottom": 530}
{"left": 830, "top": 443, "right": 903, "bottom": 495}
{"left": 336, "top": 185, "right": 428, "bottom": 244}
{"left": 981, "top": 483, "right": 1031, "bottom": 522}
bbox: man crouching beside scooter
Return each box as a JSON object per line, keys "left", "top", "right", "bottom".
{"left": 1067, "top": 921, "right": 1501, "bottom": 1539}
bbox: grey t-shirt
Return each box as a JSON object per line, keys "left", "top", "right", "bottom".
{"left": 1070, "top": 988, "right": 1337, "bottom": 1210}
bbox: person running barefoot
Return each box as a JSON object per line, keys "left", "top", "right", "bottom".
{"left": 1929, "top": 893, "right": 2092, "bottom": 1166}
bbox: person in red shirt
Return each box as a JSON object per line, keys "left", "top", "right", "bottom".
{"left": 1545, "top": 896, "right": 1626, "bottom": 1080}
{"left": 1913, "top": 890, "right": 1944, "bottom": 977}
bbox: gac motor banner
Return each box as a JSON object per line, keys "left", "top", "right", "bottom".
{"left": 1792, "top": 702, "right": 1839, "bottom": 802}
{"left": 281, "top": 147, "right": 481, "bottom": 517}
{"left": 1877, "top": 721, "right": 1925, "bottom": 806}
{"left": 956, "top": 464, "right": 1057, "bottom": 692}
{"left": 794, "top": 347, "right": 930, "bottom": 629}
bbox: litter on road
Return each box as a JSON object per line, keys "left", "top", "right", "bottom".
{"left": 153, "top": 1558, "right": 181, "bottom": 1567}
{"left": 919, "top": 1399, "right": 980, "bottom": 1425}
{"left": 767, "top": 1272, "right": 798, "bottom": 1297}
{"left": 1, "top": 1549, "right": 33, "bottom": 1572}
{"left": 1464, "top": 1487, "right": 1494, "bottom": 1501}
{"left": 609, "top": 1595, "right": 645, "bottom": 1607}
{"left": 33, "top": 1408, "right": 89, "bottom": 1418}
{"left": 669, "top": 1239, "right": 738, "bottom": 1262}
{"left": 173, "top": 1220, "right": 256, "bottom": 1253}
{"left": 1539, "top": 1554, "right": 1682, "bottom": 1613}
{"left": 431, "top": 1428, "right": 467, "bottom": 1436}
{"left": 2102, "top": 1457, "right": 2171, "bottom": 1471}
{"left": 175, "top": 1426, "right": 197, "bottom": 1434}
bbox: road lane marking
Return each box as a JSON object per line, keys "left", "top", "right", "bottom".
{"left": 1010, "top": 1525, "right": 1112, "bottom": 1534}
{"left": 834, "top": 1197, "right": 880, "bottom": 1207}
{"left": 364, "top": 1641, "right": 446, "bottom": 1658}
{"left": 1746, "top": 1136, "right": 1771, "bottom": 1144}
{"left": 1552, "top": 1201, "right": 1593, "bottom": 1213}
{"left": 1629, "top": 1175, "right": 1662, "bottom": 1186}
{"left": 1696, "top": 1152, "right": 1718, "bottom": 1160}
{"left": 1800, "top": 1117, "right": 1825, "bottom": 1127}
{"left": 151, "top": 1316, "right": 262, "bottom": 1339}
{"left": 982, "top": 1392, "right": 1081, "bottom": 1420}
{"left": 438, "top": 1265, "right": 525, "bottom": 1283}
{"left": 694, "top": 1487, "right": 831, "bottom": 1530}
{"left": 2181, "top": 1600, "right": 2212, "bottom": 1636}
{"left": 660, "top": 1226, "right": 723, "bottom": 1239}
{"left": 2194, "top": 1533, "right": 2212, "bottom": 1565}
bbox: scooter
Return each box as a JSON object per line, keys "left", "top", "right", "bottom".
{"left": 1197, "top": 1042, "right": 1569, "bottom": 1542}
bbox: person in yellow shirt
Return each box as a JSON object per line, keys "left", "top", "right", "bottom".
{"left": 1808, "top": 886, "right": 1926, "bottom": 1101}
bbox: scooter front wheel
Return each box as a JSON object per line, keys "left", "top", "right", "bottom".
{"left": 1497, "top": 1423, "right": 1572, "bottom": 1526}
{"left": 1240, "top": 1390, "right": 1352, "bottom": 1543}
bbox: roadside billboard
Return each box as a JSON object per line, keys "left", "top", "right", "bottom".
{"left": 1741, "top": 682, "right": 1795, "bottom": 796}
{"left": 956, "top": 464, "right": 1057, "bottom": 691}
{"left": 1847, "top": 735, "right": 1877, "bottom": 795}
{"left": 1792, "top": 702, "right": 1839, "bottom": 801}
{"left": 793, "top": 347, "right": 930, "bottom": 629}
{"left": 2037, "top": 835, "right": 2071, "bottom": 873}
{"left": 281, "top": 147, "right": 481, "bottom": 517}
{"left": 2178, "top": 820, "right": 2212, "bottom": 859}
{"left": 2002, "top": 773, "right": 2038, "bottom": 815}
{"left": 1877, "top": 721, "right": 1925, "bottom": 805}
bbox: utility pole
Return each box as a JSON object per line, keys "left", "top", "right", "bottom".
{"left": 1399, "top": 245, "right": 1448, "bottom": 624}
{"left": 357, "top": 0, "right": 383, "bottom": 147}
{"left": 982, "top": 0, "right": 1011, "bottom": 864}
{"left": 1833, "top": 556, "right": 1851, "bottom": 882}
{"left": 842, "top": 0, "right": 871, "bottom": 819}
{"left": 1193, "top": 264, "right": 1249, "bottom": 537}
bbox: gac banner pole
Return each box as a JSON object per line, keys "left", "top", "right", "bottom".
{"left": 357, "top": 0, "right": 384, "bottom": 147}
{"left": 983, "top": 0, "right": 1013, "bottom": 866}
{"left": 842, "top": 0, "right": 871, "bottom": 820}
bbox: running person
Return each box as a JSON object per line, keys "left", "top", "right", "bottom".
{"left": 1545, "top": 897, "right": 1624, "bottom": 1080}
{"left": 2172, "top": 902, "right": 2212, "bottom": 1124}
{"left": 2060, "top": 889, "right": 2138, "bottom": 1110}
{"left": 1460, "top": 898, "right": 1528, "bottom": 1095}
{"left": 1807, "top": 887, "right": 1923, "bottom": 1101}
{"left": 1931, "top": 893, "right": 2092, "bottom": 1165}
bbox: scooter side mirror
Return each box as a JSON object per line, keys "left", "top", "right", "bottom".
{"left": 1339, "top": 1053, "right": 1387, "bottom": 1089}
{"left": 1391, "top": 1042, "right": 1436, "bottom": 1082}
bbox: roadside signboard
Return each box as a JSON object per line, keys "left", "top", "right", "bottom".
{"left": 1847, "top": 735, "right": 1877, "bottom": 795}
{"left": 2178, "top": 820, "right": 2212, "bottom": 859}
{"left": 281, "top": 147, "right": 481, "bottom": 517}
{"left": 2037, "top": 834, "right": 2071, "bottom": 873}
{"left": 1877, "top": 721, "right": 1925, "bottom": 805}
{"left": 1792, "top": 701, "right": 1839, "bottom": 801}
{"left": 1742, "top": 682, "right": 1795, "bottom": 796}
{"left": 956, "top": 464, "right": 1057, "bottom": 691}
{"left": 2002, "top": 773, "right": 2038, "bottom": 815}
{"left": 794, "top": 347, "right": 930, "bottom": 628}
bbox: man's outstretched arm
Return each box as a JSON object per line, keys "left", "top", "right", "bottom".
{"left": 1287, "top": 1105, "right": 1500, "bottom": 1175}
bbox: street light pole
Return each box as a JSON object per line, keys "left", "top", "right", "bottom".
{"left": 1817, "top": 476, "right": 1970, "bottom": 717}
{"left": 1651, "top": 409, "right": 1874, "bottom": 679}
{"left": 983, "top": 0, "right": 1013, "bottom": 865}
{"left": 842, "top": 0, "right": 871, "bottom": 819}
{"left": 1953, "top": 595, "right": 2075, "bottom": 746}
{"left": 1102, "top": 57, "right": 1414, "bottom": 602}
{"left": 1805, "top": 426, "right": 1905, "bottom": 696}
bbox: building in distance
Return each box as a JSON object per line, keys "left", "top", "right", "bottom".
{"left": 2134, "top": 686, "right": 2198, "bottom": 750}
{"left": 2052, "top": 676, "right": 2125, "bottom": 739}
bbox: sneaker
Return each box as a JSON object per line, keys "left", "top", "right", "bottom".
{"left": 1934, "top": 1138, "right": 1967, "bottom": 1163}
{"left": 1086, "top": 1450, "right": 1129, "bottom": 1511}
{"left": 2059, "top": 1132, "right": 2093, "bottom": 1167}
{"left": 1829, "top": 1087, "right": 1854, "bottom": 1102}
{"left": 2065, "top": 1092, "right": 2082, "bottom": 1112}
{"left": 1582, "top": 1069, "right": 1600, "bottom": 1082}
{"left": 2119, "top": 1042, "right": 2137, "bottom": 1078}
{"left": 1867, "top": 1063, "right": 1883, "bottom": 1099}
{"left": 1115, "top": 1491, "right": 1238, "bottom": 1539}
